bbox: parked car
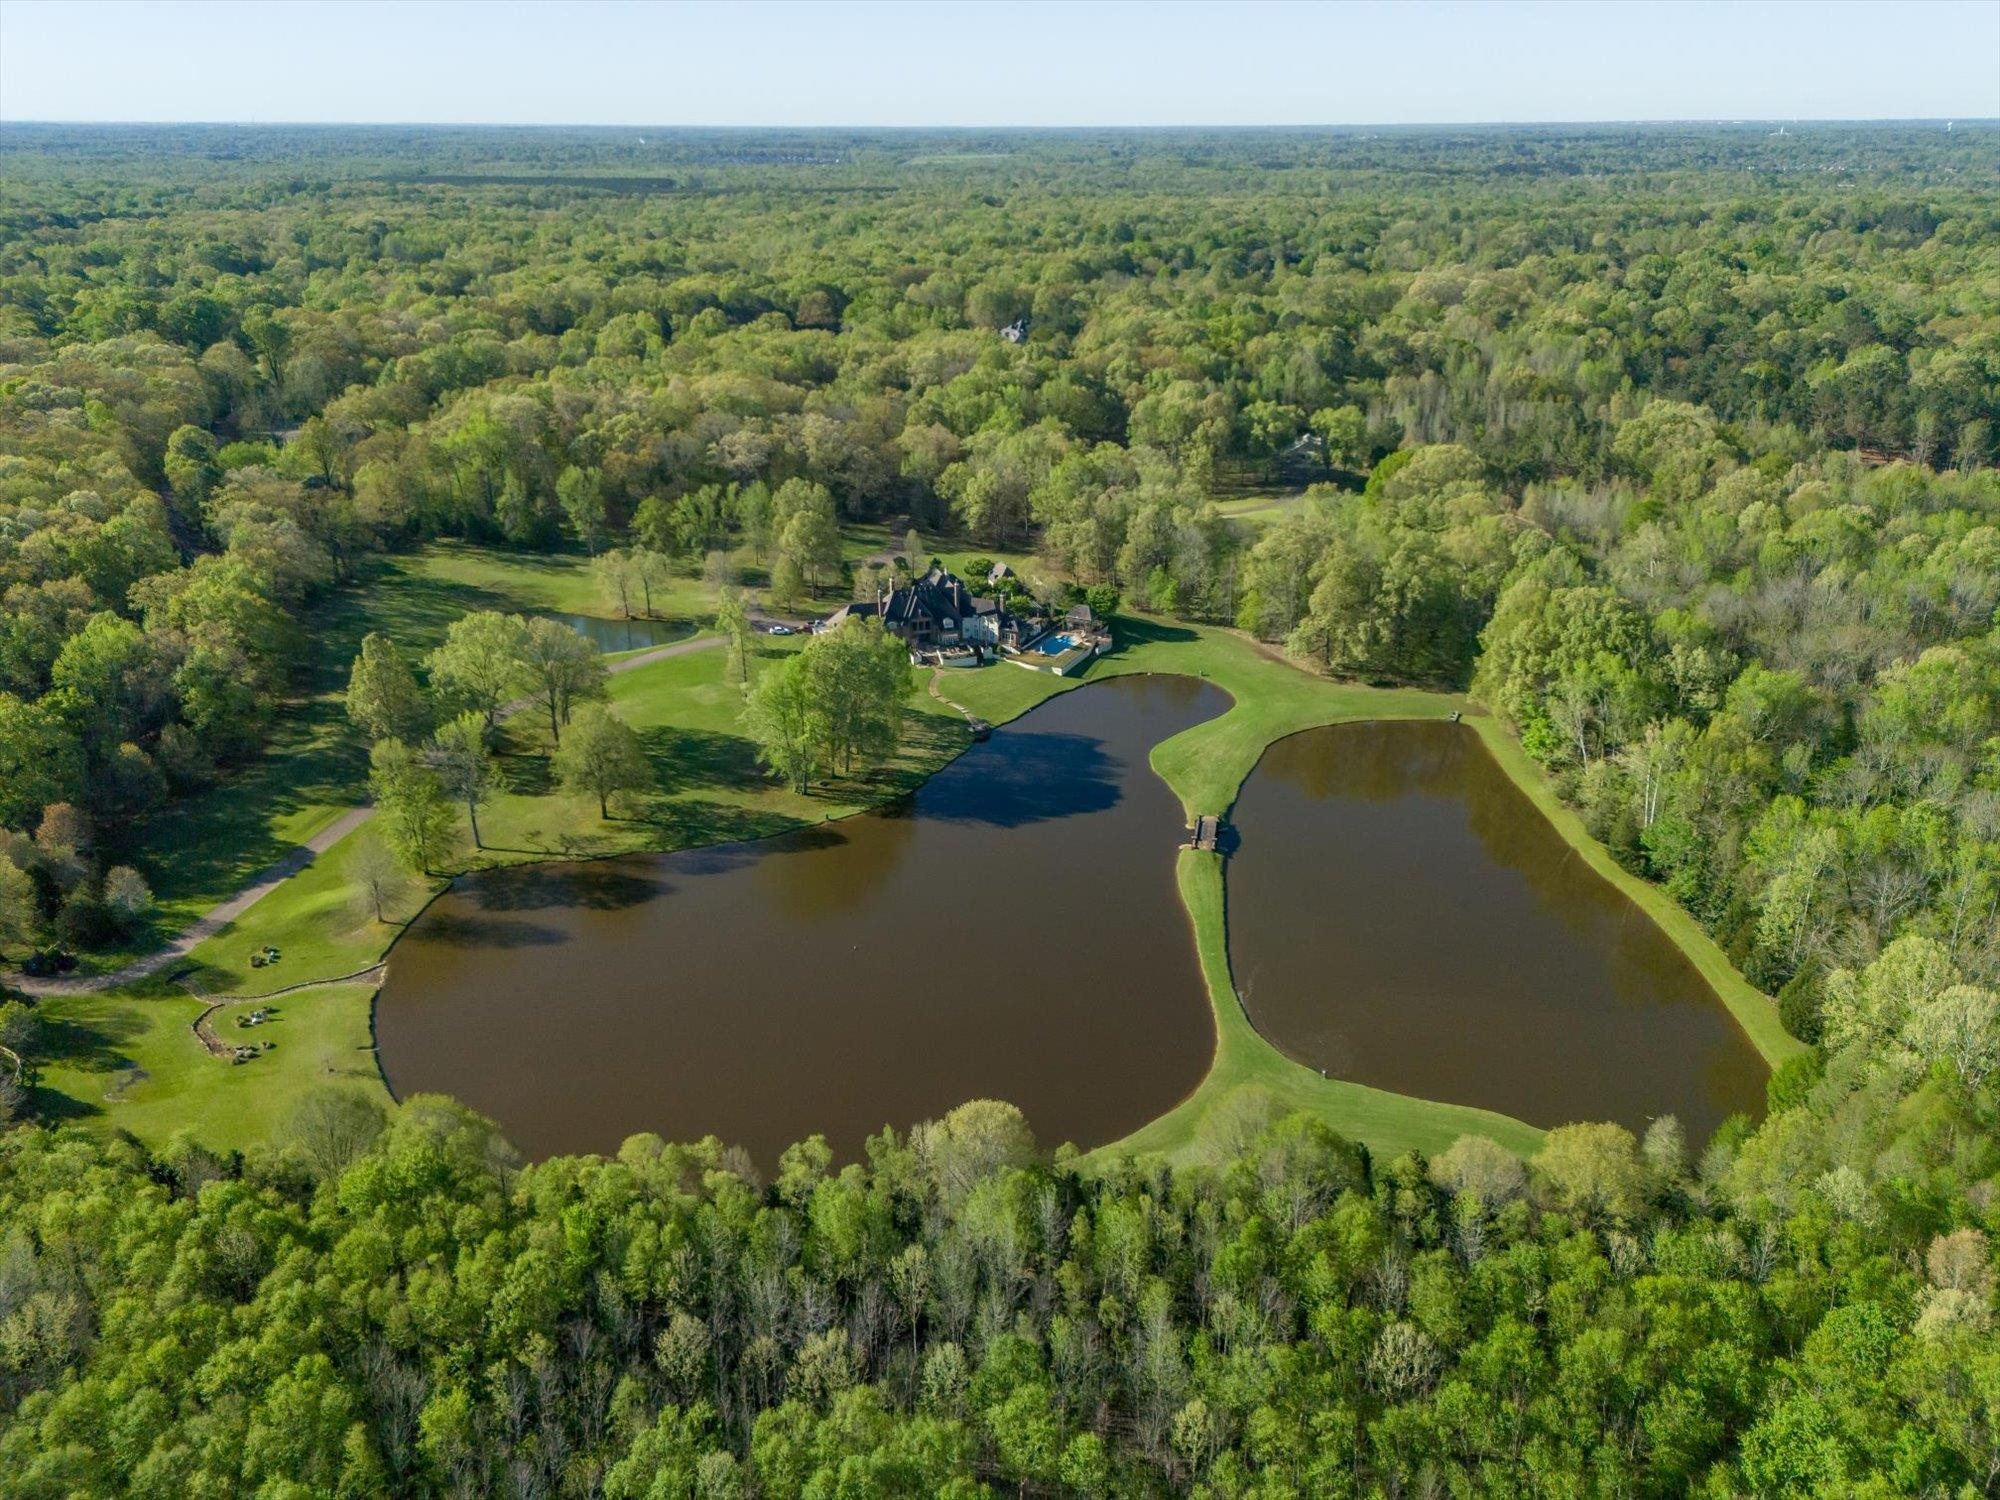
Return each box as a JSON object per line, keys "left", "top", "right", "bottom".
{"left": 766, "top": 623, "right": 794, "bottom": 636}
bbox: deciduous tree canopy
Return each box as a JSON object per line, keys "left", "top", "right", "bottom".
{"left": 1, "top": 122, "right": 1997, "bottom": 1491}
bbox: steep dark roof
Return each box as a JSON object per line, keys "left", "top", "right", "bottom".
{"left": 881, "top": 564, "right": 978, "bottom": 629}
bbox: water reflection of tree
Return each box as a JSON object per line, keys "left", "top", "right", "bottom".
{"left": 753, "top": 801, "right": 922, "bottom": 920}
{"left": 469, "top": 858, "right": 668, "bottom": 913}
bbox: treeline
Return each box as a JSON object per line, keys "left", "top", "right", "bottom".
{"left": 4, "top": 128, "right": 1995, "bottom": 938}
{"left": 1474, "top": 442, "right": 2000, "bottom": 1018}
{"left": 1, "top": 126, "right": 1995, "bottom": 985}
{"left": 1, "top": 924, "right": 1995, "bottom": 1493}
{"left": 0, "top": 330, "right": 367, "bottom": 952}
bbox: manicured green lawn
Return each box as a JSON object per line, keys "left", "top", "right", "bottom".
{"left": 104, "top": 542, "right": 671, "bottom": 959}
{"left": 470, "top": 636, "right": 972, "bottom": 865}
{"left": 928, "top": 658, "right": 1072, "bottom": 724}
{"left": 118, "top": 693, "right": 363, "bottom": 945}
{"left": 409, "top": 538, "right": 721, "bottom": 624}
{"left": 179, "top": 828, "right": 441, "bottom": 999}
{"left": 28, "top": 981, "right": 382, "bottom": 1154}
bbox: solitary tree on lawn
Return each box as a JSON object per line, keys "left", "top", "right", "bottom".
{"left": 552, "top": 706, "right": 654, "bottom": 818}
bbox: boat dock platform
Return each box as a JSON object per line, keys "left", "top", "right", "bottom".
{"left": 1184, "top": 815, "right": 1235, "bottom": 854}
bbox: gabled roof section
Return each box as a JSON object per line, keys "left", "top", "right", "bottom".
{"left": 881, "top": 563, "right": 977, "bottom": 627}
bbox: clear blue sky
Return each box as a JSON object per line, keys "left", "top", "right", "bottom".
{"left": 2, "top": 0, "right": 1995, "bottom": 126}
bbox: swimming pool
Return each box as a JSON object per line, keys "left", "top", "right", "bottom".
{"left": 1035, "top": 633, "right": 1078, "bottom": 655}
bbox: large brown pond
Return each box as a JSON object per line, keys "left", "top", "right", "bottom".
{"left": 375, "top": 675, "right": 1229, "bottom": 1164}
{"left": 1227, "top": 720, "right": 1768, "bottom": 1140}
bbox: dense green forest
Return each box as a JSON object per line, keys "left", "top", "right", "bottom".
{"left": 2, "top": 124, "right": 1998, "bottom": 1492}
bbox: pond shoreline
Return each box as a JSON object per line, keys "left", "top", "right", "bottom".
{"left": 41, "top": 623, "right": 1793, "bottom": 1166}
{"left": 373, "top": 673, "right": 1233, "bottom": 1164}
{"left": 1222, "top": 719, "right": 1769, "bottom": 1139}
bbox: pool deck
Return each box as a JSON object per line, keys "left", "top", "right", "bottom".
{"left": 1004, "top": 635, "right": 1103, "bottom": 676}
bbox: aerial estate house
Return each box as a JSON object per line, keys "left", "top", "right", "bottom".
{"left": 822, "top": 561, "right": 994, "bottom": 648}
{"left": 822, "top": 561, "right": 1110, "bottom": 674}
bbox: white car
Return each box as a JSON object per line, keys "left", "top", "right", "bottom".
{"left": 766, "top": 623, "right": 794, "bottom": 636}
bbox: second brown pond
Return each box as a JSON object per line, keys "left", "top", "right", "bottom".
{"left": 1227, "top": 719, "right": 1768, "bottom": 1140}
{"left": 375, "top": 675, "right": 1228, "bottom": 1164}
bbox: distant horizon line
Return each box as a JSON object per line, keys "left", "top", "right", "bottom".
{"left": 1, "top": 117, "right": 1992, "bottom": 131}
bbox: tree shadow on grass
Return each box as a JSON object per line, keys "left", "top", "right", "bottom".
{"left": 168, "top": 957, "right": 239, "bottom": 994}
{"left": 106, "top": 550, "right": 605, "bottom": 923}
{"left": 35, "top": 1010, "right": 144, "bottom": 1073}
{"left": 319, "top": 565, "right": 510, "bottom": 667}
{"left": 118, "top": 693, "right": 365, "bottom": 911}
{"left": 640, "top": 725, "right": 767, "bottom": 795}
{"left": 1112, "top": 615, "right": 1199, "bottom": 647}
{"left": 26, "top": 1081, "right": 104, "bottom": 1123}
{"left": 25, "top": 1009, "right": 145, "bottom": 1121}
{"left": 815, "top": 713, "right": 972, "bottom": 805}
{"left": 121, "top": 564, "right": 525, "bottom": 901}
{"left": 498, "top": 749, "right": 556, "bottom": 797}
{"left": 633, "top": 801, "right": 811, "bottom": 850}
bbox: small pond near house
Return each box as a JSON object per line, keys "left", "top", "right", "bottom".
{"left": 545, "top": 612, "right": 689, "bottom": 653}
{"left": 1226, "top": 719, "right": 1768, "bottom": 1140}
{"left": 375, "top": 675, "right": 1228, "bottom": 1165}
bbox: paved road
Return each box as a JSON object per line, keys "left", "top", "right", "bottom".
{"left": 12, "top": 632, "right": 726, "bottom": 998}
{"left": 607, "top": 629, "right": 726, "bottom": 676}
